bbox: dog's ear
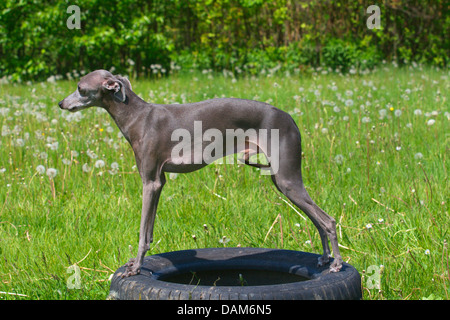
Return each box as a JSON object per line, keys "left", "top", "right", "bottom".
{"left": 102, "top": 78, "right": 126, "bottom": 102}
{"left": 116, "top": 75, "right": 132, "bottom": 91}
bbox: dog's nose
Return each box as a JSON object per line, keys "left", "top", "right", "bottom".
{"left": 58, "top": 101, "right": 63, "bottom": 108}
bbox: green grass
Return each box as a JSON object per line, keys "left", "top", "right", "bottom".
{"left": 0, "top": 66, "right": 448, "bottom": 300}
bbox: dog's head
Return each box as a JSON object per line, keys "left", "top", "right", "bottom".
{"left": 58, "top": 69, "right": 132, "bottom": 112}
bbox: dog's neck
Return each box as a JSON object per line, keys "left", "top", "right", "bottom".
{"left": 102, "top": 90, "right": 152, "bottom": 147}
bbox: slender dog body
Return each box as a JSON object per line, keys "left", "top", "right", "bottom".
{"left": 59, "top": 70, "right": 343, "bottom": 276}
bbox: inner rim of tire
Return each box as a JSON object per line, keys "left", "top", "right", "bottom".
{"left": 158, "top": 266, "right": 310, "bottom": 286}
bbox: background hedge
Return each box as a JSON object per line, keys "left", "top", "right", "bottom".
{"left": 0, "top": 0, "right": 448, "bottom": 81}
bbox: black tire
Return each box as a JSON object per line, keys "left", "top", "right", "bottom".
{"left": 108, "top": 247, "right": 362, "bottom": 300}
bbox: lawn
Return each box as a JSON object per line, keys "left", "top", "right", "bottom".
{"left": 0, "top": 65, "right": 448, "bottom": 300}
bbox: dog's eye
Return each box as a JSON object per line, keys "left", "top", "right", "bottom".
{"left": 78, "top": 86, "right": 86, "bottom": 96}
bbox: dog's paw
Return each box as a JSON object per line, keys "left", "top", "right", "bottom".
{"left": 121, "top": 258, "right": 141, "bottom": 278}
{"left": 329, "top": 259, "right": 343, "bottom": 273}
{"left": 317, "top": 254, "right": 331, "bottom": 267}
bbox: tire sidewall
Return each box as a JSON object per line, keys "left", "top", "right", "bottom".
{"left": 109, "top": 248, "right": 362, "bottom": 300}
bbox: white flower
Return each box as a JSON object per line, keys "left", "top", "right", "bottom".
{"left": 110, "top": 162, "right": 119, "bottom": 170}
{"left": 87, "top": 150, "right": 98, "bottom": 159}
{"left": 15, "top": 138, "right": 25, "bottom": 147}
{"left": 334, "top": 154, "right": 344, "bottom": 165}
{"left": 46, "top": 141, "right": 58, "bottom": 150}
{"left": 425, "top": 249, "right": 430, "bottom": 255}
{"left": 444, "top": 111, "right": 450, "bottom": 120}
{"left": 366, "top": 223, "right": 373, "bottom": 229}
{"left": 427, "top": 119, "right": 435, "bottom": 126}
{"left": 71, "top": 150, "right": 79, "bottom": 157}
{"left": 219, "top": 236, "right": 230, "bottom": 244}
{"left": 0, "top": 168, "right": 6, "bottom": 174}
{"left": 95, "top": 160, "right": 105, "bottom": 168}
{"left": 169, "top": 173, "right": 178, "bottom": 180}
{"left": 46, "top": 168, "right": 57, "bottom": 179}
{"left": 36, "top": 165, "right": 45, "bottom": 174}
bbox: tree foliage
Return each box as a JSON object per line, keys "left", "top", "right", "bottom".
{"left": 0, "top": 0, "right": 448, "bottom": 81}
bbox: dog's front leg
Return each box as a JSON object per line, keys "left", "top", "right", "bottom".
{"left": 123, "top": 175, "right": 165, "bottom": 277}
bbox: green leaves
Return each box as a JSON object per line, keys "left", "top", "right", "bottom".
{"left": 0, "top": 1, "right": 447, "bottom": 81}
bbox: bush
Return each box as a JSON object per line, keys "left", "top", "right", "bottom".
{"left": 0, "top": 0, "right": 447, "bottom": 81}
{"left": 322, "top": 39, "right": 358, "bottom": 73}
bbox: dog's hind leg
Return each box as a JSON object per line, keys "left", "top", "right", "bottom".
{"left": 271, "top": 160, "right": 343, "bottom": 272}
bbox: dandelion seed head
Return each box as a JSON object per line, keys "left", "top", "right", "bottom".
{"left": 36, "top": 165, "right": 45, "bottom": 174}
{"left": 95, "top": 160, "right": 105, "bottom": 168}
{"left": 334, "top": 154, "right": 344, "bottom": 165}
{"left": 345, "top": 99, "right": 354, "bottom": 107}
{"left": 219, "top": 236, "right": 230, "bottom": 244}
{"left": 71, "top": 150, "right": 79, "bottom": 157}
{"left": 82, "top": 163, "right": 91, "bottom": 172}
{"left": 46, "top": 168, "right": 57, "bottom": 179}
{"left": 111, "top": 162, "right": 119, "bottom": 170}
{"left": 15, "top": 138, "right": 25, "bottom": 147}
{"left": 169, "top": 172, "right": 178, "bottom": 180}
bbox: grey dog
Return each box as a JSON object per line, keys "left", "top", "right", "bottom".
{"left": 59, "top": 69, "right": 343, "bottom": 277}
